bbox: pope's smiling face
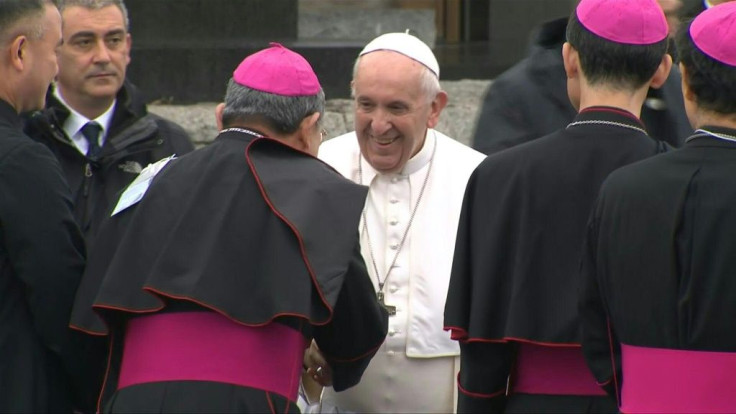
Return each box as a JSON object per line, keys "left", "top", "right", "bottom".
{"left": 352, "top": 51, "right": 444, "bottom": 174}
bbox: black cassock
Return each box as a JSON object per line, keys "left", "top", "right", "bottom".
{"left": 445, "top": 107, "right": 667, "bottom": 413}
{"left": 580, "top": 128, "right": 736, "bottom": 412}
{"left": 70, "top": 129, "right": 388, "bottom": 413}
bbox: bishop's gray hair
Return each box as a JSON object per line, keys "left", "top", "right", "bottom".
{"left": 55, "top": 0, "right": 129, "bottom": 30}
{"left": 221, "top": 79, "right": 325, "bottom": 134}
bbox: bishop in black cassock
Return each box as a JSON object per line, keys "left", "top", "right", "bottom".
{"left": 580, "top": 4, "right": 736, "bottom": 412}
{"left": 70, "top": 44, "right": 388, "bottom": 413}
{"left": 444, "top": 0, "right": 674, "bottom": 411}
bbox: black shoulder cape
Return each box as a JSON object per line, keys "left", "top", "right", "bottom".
{"left": 71, "top": 130, "right": 369, "bottom": 334}
{"left": 446, "top": 107, "right": 667, "bottom": 344}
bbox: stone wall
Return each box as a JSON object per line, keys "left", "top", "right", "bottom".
{"left": 299, "top": 7, "right": 436, "bottom": 48}
{"left": 147, "top": 79, "right": 491, "bottom": 148}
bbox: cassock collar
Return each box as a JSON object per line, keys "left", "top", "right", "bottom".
{"left": 686, "top": 125, "right": 736, "bottom": 147}
{"left": 359, "top": 129, "right": 436, "bottom": 184}
{"left": 565, "top": 106, "right": 652, "bottom": 138}
{"left": 216, "top": 127, "right": 267, "bottom": 143}
{"left": 574, "top": 106, "right": 646, "bottom": 128}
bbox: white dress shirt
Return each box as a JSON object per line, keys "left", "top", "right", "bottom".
{"left": 53, "top": 86, "right": 116, "bottom": 156}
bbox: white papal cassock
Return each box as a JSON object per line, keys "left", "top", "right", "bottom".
{"left": 317, "top": 129, "right": 485, "bottom": 413}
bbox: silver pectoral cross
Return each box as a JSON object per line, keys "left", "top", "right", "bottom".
{"left": 377, "top": 291, "right": 397, "bottom": 316}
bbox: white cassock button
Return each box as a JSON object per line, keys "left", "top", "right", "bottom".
{"left": 390, "top": 199, "right": 399, "bottom": 204}
{"left": 389, "top": 244, "right": 399, "bottom": 250}
{"left": 387, "top": 350, "right": 395, "bottom": 356}
{"left": 388, "top": 330, "right": 396, "bottom": 337}
{"left": 389, "top": 218, "right": 398, "bottom": 226}
{"left": 389, "top": 285, "right": 398, "bottom": 293}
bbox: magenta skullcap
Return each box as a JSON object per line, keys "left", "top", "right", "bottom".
{"left": 232, "top": 42, "right": 321, "bottom": 96}
{"left": 576, "top": 0, "right": 668, "bottom": 45}
{"left": 690, "top": 2, "right": 736, "bottom": 67}
{"left": 359, "top": 32, "right": 440, "bottom": 78}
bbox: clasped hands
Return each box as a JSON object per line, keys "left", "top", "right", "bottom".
{"left": 303, "top": 339, "right": 333, "bottom": 387}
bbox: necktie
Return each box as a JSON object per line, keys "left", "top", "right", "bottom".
{"left": 81, "top": 121, "right": 102, "bottom": 159}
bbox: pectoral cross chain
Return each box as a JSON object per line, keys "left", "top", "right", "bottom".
{"left": 359, "top": 135, "right": 437, "bottom": 321}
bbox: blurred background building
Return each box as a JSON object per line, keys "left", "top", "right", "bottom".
{"left": 126, "top": 0, "right": 572, "bottom": 103}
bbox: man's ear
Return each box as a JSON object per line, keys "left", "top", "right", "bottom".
{"left": 297, "top": 112, "right": 321, "bottom": 153}
{"left": 9, "top": 35, "right": 27, "bottom": 71}
{"left": 648, "top": 53, "right": 673, "bottom": 90}
{"left": 562, "top": 42, "right": 579, "bottom": 80}
{"left": 215, "top": 103, "right": 225, "bottom": 131}
{"left": 426, "top": 90, "right": 447, "bottom": 129}
{"left": 679, "top": 62, "right": 695, "bottom": 104}
{"left": 124, "top": 33, "right": 132, "bottom": 65}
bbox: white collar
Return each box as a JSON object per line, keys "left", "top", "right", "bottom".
{"left": 54, "top": 86, "right": 116, "bottom": 143}
{"left": 359, "top": 129, "right": 436, "bottom": 185}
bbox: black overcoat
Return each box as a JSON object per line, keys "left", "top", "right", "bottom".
{"left": 0, "top": 99, "right": 85, "bottom": 412}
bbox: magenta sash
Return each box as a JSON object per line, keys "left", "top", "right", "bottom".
{"left": 512, "top": 342, "right": 606, "bottom": 396}
{"left": 621, "top": 344, "right": 736, "bottom": 413}
{"left": 118, "top": 311, "right": 307, "bottom": 401}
